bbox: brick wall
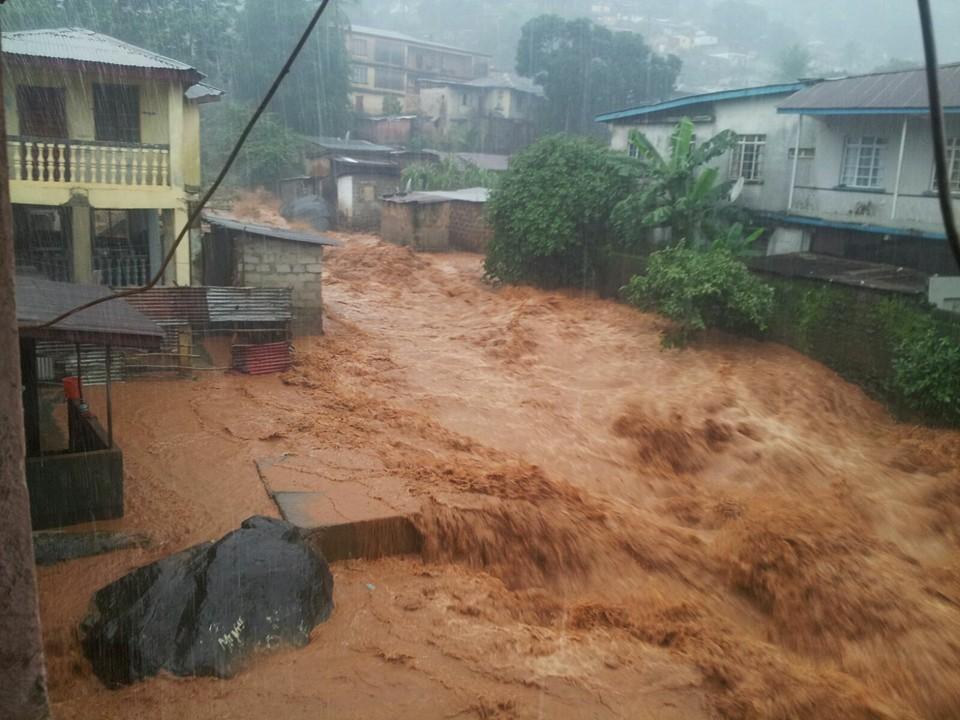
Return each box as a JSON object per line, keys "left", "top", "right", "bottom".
{"left": 448, "top": 201, "right": 492, "bottom": 253}
{"left": 340, "top": 173, "right": 400, "bottom": 232}
{"left": 237, "top": 237, "right": 324, "bottom": 331}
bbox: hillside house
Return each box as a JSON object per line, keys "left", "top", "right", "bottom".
{"left": 3, "top": 28, "right": 222, "bottom": 288}
{"left": 419, "top": 72, "right": 544, "bottom": 153}
{"left": 598, "top": 66, "right": 960, "bottom": 277}
{"left": 346, "top": 25, "right": 489, "bottom": 115}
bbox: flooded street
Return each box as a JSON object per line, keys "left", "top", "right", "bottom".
{"left": 39, "top": 235, "right": 960, "bottom": 719}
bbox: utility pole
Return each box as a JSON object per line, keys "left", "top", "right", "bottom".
{"left": 0, "top": 19, "right": 52, "bottom": 720}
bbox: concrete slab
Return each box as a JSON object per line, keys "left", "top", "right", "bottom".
{"left": 256, "top": 450, "right": 421, "bottom": 563}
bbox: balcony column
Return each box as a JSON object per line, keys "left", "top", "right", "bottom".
{"left": 161, "top": 207, "right": 191, "bottom": 285}
{"left": 787, "top": 114, "right": 803, "bottom": 212}
{"left": 167, "top": 83, "right": 184, "bottom": 188}
{"left": 68, "top": 192, "right": 93, "bottom": 284}
{"left": 147, "top": 210, "right": 162, "bottom": 283}
{"left": 891, "top": 118, "right": 908, "bottom": 220}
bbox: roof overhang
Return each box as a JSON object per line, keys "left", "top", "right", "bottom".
{"left": 759, "top": 211, "right": 947, "bottom": 241}
{"left": 3, "top": 53, "right": 203, "bottom": 85}
{"left": 778, "top": 106, "right": 960, "bottom": 116}
{"left": 595, "top": 83, "right": 807, "bottom": 123}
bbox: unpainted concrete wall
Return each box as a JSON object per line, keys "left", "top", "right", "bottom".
{"left": 448, "top": 201, "right": 492, "bottom": 252}
{"left": 238, "top": 236, "right": 324, "bottom": 331}
{"left": 381, "top": 201, "right": 450, "bottom": 251}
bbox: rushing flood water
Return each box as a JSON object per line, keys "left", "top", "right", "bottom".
{"left": 39, "top": 235, "right": 960, "bottom": 718}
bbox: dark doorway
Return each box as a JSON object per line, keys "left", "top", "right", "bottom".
{"left": 93, "top": 84, "right": 141, "bottom": 143}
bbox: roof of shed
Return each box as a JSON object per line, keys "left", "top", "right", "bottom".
{"left": 16, "top": 275, "right": 164, "bottom": 348}
{"left": 452, "top": 152, "right": 510, "bottom": 172}
{"left": 303, "top": 135, "right": 395, "bottom": 155}
{"left": 747, "top": 253, "right": 928, "bottom": 295}
{"left": 202, "top": 211, "right": 340, "bottom": 247}
{"left": 349, "top": 24, "right": 490, "bottom": 56}
{"left": 2, "top": 28, "right": 202, "bottom": 81}
{"left": 421, "top": 72, "right": 543, "bottom": 96}
{"left": 778, "top": 63, "right": 960, "bottom": 114}
{"left": 595, "top": 82, "right": 808, "bottom": 123}
{"left": 185, "top": 80, "right": 224, "bottom": 103}
{"left": 384, "top": 187, "right": 490, "bottom": 204}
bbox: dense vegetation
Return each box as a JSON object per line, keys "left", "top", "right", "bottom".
{"left": 401, "top": 157, "right": 500, "bottom": 192}
{"left": 484, "top": 135, "right": 639, "bottom": 287}
{"left": 516, "top": 15, "right": 681, "bottom": 136}
{"left": 623, "top": 244, "right": 774, "bottom": 346}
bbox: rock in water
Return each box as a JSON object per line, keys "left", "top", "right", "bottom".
{"left": 80, "top": 516, "right": 334, "bottom": 687}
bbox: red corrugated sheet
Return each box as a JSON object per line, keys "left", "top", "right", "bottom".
{"left": 231, "top": 342, "right": 292, "bottom": 375}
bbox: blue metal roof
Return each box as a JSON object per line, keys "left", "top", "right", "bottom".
{"left": 595, "top": 83, "right": 807, "bottom": 123}
{"left": 760, "top": 212, "right": 947, "bottom": 241}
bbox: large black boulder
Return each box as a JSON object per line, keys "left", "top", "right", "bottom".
{"left": 81, "top": 516, "right": 334, "bottom": 687}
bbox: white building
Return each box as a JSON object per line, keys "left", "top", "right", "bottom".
{"left": 597, "top": 64, "right": 960, "bottom": 275}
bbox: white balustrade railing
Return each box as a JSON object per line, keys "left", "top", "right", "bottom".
{"left": 8, "top": 137, "right": 171, "bottom": 187}
{"left": 93, "top": 254, "right": 150, "bottom": 287}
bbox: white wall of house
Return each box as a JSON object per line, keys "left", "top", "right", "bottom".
{"left": 790, "top": 114, "right": 960, "bottom": 234}
{"left": 608, "top": 94, "right": 801, "bottom": 215}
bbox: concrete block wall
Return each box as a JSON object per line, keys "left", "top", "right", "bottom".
{"left": 341, "top": 174, "right": 400, "bottom": 232}
{"left": 448, "top": 201, "right": 492, "bottom": 253}
{"left": 238, "top": 237, "right": 324, "bottom": 330}
{"left": 381, "top": 202, "right": 450, "bottom": 251}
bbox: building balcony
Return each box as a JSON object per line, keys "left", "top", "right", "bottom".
{"left": 8, "top": 136, "right": 171, "bottom": 188}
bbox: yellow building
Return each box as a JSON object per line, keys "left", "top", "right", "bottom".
{"left": 347, "top": 25, "right": 489, "bottom": 115}
{"left": 3, "top": 28, "right": 222, "bottom": 286}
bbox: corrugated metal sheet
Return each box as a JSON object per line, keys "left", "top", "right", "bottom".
{"left": 232, "top": 342, "right": 292, "bottom": 375}
{"left": 349, "top": 25, "right": 490, "bottom": 57}
{"left": 15, "top": 275, "right": 164, "bottom": 348}
{"left": 207, "top": 287, "right": 293, "bottom": 324}
{"left": 203, "top": 211, "right": 339, "bottom": 247}
{"left": 779, "top": 64, "right": 960, "bottom": 114}
{"left": 125, "top": 287, "right": 209, "bottom": 324}
{"left": 35, "top": 342, "right": 125, "bottom": 385}
{"left": 2, "top": 28, "right": 198, "bottom": 74}
{"left": 384, "top": 187, "right": 489, "bottom": 205}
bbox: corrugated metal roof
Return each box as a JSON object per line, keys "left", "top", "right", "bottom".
{"left": 203, "top": 211, "right": 340, "bottom": 247}
{"left": 207, "top": 287, "right": 293, "bottom": 324}
{"left": 384, "top": 187, "right": 489, "bottom": 204}
{"left": 595, "top": 82, "right": 808, "bottom": 123}
{"left": 2, "top": 27, "right": 201, "bottom": 79}
{"left": 349, "top": 24, "right": 490, "bottom": 56}
{"left": 15, "top": 275, "right": 163, "bottom": 348}
{"left": 778, "top": 64, "right": 960, "bottom": 115}
{"left": 422, "top": 72, "right": 543, "bottom": 96}
{"left": 748, "top": 253, "right": 928, "bottom": 295}
{"left": 303, "top": 135, "right": 395, "bottom": 154}
{"left": 453, "top": 152, "right": 510, "bottom": 172}
{"left": 124, "top": 286, "right": 209, "bottom": 324}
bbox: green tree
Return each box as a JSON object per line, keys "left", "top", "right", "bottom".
{"left": 516, "top": 15, "right": 680, "bottom": 136}
{"left": 201, "top": 103, "right": 305, "bottom": 189}
{"left": 611, "top": 118, "right": 740, "bottom": 247}
{"left": 234, "top": 2, "right": 352, "bottom": 137}
{"left": 484, "top": 135, "right": 640, "bottom": 287}
{"left": 775, "top": 44, "right": 814, "bottom": 81}
{"left": 381, "top": 95, "right": 404, "bottom": 116}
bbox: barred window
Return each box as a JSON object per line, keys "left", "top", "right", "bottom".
{"left": 840, "top": 136, "right": 886, "bottom": 189}
{"left": 931, "top": 137, "right": 960, "bottom": 193}
{"left": 730, "top": 134, "right": 766, "bottom": 181}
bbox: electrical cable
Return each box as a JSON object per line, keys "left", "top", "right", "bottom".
{"left": 917, "top": 0, "right": 960, "bottom": 267}
{"left": 27, "top": 0, "right": 334, "bottom": 329}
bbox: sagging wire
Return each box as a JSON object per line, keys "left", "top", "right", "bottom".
{"left": 917, "top": 0, "right": 960, "bottom": 267}
{"left": 25, "top": 0, "right": 334, "bottom": 330}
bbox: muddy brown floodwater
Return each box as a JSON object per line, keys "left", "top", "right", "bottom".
{"left": 39, "top": 234, "right": 960, "bottom": 719}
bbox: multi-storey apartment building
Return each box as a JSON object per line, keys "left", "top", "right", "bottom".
{"left": 4, "top": 28, "right": 221, "bottom": 287}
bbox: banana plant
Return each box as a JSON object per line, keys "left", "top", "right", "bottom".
{"left": 612, "top": 118, "right": 743, "bottom": 249}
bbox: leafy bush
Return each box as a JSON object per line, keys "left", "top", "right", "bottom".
{"left": 623, "top": 243, "right": 774, "bottom": 345}
{"left": 401, "top": 157, "right": 499, "bottom": 191}
{"left": 484, "top": 135, "right": 639, "bottom": 287}
{"left": 891, "top": 328, "right": 960, "bottom": 424}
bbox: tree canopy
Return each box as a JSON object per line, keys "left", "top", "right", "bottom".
{"left": 515, "top": 15, "right": 681, "bottom": 136}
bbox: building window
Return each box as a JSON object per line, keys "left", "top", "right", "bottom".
{"left": 840, "top": 136, "right": 886, "bottom": 189}
{"left": 932, "top": 137, "right": 960, "bottom": 194}
{"left": 628, "top": 142, "right": 640, "bottom": 158}
{"left": 374, "top": 39, "right": 404, "bottom": 66}
{"left": 730, "top": 134, "right": 766, "bottom": 182}
{"left": 93, "top": 84, "right": 140, "bottom": 143}
{"left": 355, "top": 95, "right": 365, "bottom": 113}
{"left": 349, "top": 37, "right": 367, "bottom": 57}
{"left": 16, "top": 86, "right": 67, "bottom": 138}
{"left": 461, "top": 93, "right": 469, "bottom": 107}
{"left": 374, "top": 68, "right": 405, "bottom": 91}
{"left": 350, "top": 65, "right": 368, "bottom": 84}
